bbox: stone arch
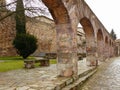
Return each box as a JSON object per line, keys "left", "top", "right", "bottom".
{"left": 110, "top": 40, "right": 112, "bottom": 46}
{"left": 80, "top": 17, "right": 95, "bottom": 38}
{"left": 97, "top": 29, "right": 103, "bottom": 41}
{"left": 97, "top": 29, "right": 104, "bottom": 61}
{"left": 108, "top": 39, "right": 111, "bottom": 57}
{"left": 105, "top": 36, "right": 108, "bottom": 44}
{"left": 41, "top": 0, "right": 115, "bottom": 77}
{"left": 104, "top": 36, "right": 109, "bottom": 58}
{"left": 42, "top": 0, "right": 70, "bottom": 24}
{"left": 77, "top": 23, "right": 86, "bottom": 55}
{"left": 109, "top": 40, "right": 113, "bottom": 57}
{"left": 80, "top": 17, "right": 97, "bottom": 66}
{"left": 112, "top": 42, "right": 114, "bottom": 46}
{"left": 42, "top": 0, "right": 78, "bottom": 77}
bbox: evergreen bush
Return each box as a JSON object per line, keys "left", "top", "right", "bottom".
{"left": 13, "top": 33, "right": 37, "bottom": 59}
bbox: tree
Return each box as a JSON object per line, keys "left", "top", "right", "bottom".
{"left": 15, "top": 0, "right": 26, "bottom": 34}
{"left": 0, "top": 0, "right": 49, "bottom": 21}
{"left": 13, "top": 0, "right": 38, "bottom": 59}
{"left": 13, "top": 34, "right": 37, "bottom": 59}
{"left": 0, "top": 0, "right": 50, "bottom": 58}
{"left": 110, "top": 29, "right": 117, "bottom": 40}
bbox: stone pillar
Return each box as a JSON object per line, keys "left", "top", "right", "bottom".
{"left": 108, "top": 44, "right": 110, "bottom": 58}
{"left": 112, "top": 47, "right": 114, "bottom": 57}
{"left": 97, "top": 40, "right": 104, "bottom": 62}
{"left": 101, "top": 41, "right": 106, "bottom": 60}
{"left": 109, "top": 46, "right": 111, "bottom": 57}
{"left": 109, "top": 46, "right": 113, "bottom": 57}
{"left": 118, "top": 46, "right": 120, "bottom": 56}
{"left": 102, "top": 42, "right": 106, "bottom": 60}
{"left": 115, "top": 46, "right": 119, "bottom": 56}
{"left": 56, "top": 23, "right": 78, "bottom": 77}
{"left": 105, "top": 43, "right": 109, "bottom": 59}
{"left": 86, "top": 38, "right": 97, "bottom": 66}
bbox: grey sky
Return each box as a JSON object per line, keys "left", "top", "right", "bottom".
{"left": 6, "top": 0, "right": 51, "bottom": 17}
{"left": 85, "top": 0, "right": 120, "bottom": 39}
{"left": 6, "top": 0, "right": 120, "bottom": 39}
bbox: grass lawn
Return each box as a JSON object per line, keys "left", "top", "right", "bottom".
{"left": 0, "top": 56, "right": 34, "bottom": 60}
{"left": 0, "top": 56, "right": 56, "bottom": 72}
{"left": 0, "top": 60, "right": 24, "bottom": 72}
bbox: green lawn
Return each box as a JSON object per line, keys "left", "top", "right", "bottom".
{"left": 0, "top": 60, "right": 24, "bottom": 72}
{"left": 0, "top": 56, "right": 34, "bottom": 60}
{"left": 0, "top": 56, "right": 56, "bottom": 72}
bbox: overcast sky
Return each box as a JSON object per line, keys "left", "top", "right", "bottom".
{"left": 85, "top": 0, "right": 120, "bottom": 39}
{"left": 6, "top": 0, "right": 120, "bottom": 39}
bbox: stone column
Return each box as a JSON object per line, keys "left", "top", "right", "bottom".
{"left": 105, "top": 43, "right": 109, "bottom": 59}
{"left": 118, "top": 45, "right": 120, "bottom": 56}
{"left": 102, "top": 42, "right": 106, "bottom": 60}
{"left": 101, "top": 41, "right": 105, "bottom": 61}
{"left": 97, "top": 40, "right": 104, "bottom": 62}
{"left": 109, "top": 45, "right": 112, "bottom": 57}
{"left": 56, "top": 23, "right": 78, "bottom": 77}
{"left": 108, "top": 44, "right": 111, "bottom": 58}
{"left": 86, "top": 38, "right": 97, "bottom": 66}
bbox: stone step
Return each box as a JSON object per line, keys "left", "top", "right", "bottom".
{"left": 52, "top": 67, "right": 97, "bottom": 90}
{"left": 62, "top": 68, "right": 97, "bottom": 90}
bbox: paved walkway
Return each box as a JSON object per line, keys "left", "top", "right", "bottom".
{"left": 81, "top": 57, "right": 120, "bottom": 90}
{"left": 0, "top": 58, "right": 94, "bottom": 90}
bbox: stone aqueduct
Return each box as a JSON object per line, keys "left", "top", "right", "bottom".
{"left": 41, "top": 0, "right": 115, "bottom": 77}
{"left": 0, "top": 0, "right": 116, "bottom": 77}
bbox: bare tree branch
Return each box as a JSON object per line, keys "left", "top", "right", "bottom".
{"left": 0, "top": 0, "right": 17, "bottom": 7}
{"left": 0, "top": 0, "right": 51, "bottom": 21}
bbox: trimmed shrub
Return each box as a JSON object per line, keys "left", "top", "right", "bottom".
{"left": 13, "top": 33, "right": 37, "bottom": 59}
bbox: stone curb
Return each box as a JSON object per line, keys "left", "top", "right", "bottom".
{"left": 53, "top": 67, "right": 97, "bottom": 90}
{"left": 62, "top": 68, "right": 97, "bottom": 90}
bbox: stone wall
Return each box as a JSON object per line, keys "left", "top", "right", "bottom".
{"left": 26, "top": 16, "right": 57, "bottom": 55}
{"left": 0, "top": 13, "right": 17, "bottom": 56}
{"left": 115, "top": 39, "right": 120, "bottom": 56}
{"left": 0, "top": 15, "right": 86, "bottom": 56}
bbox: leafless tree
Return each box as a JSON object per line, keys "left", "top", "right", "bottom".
{"left": 0, "top": 0, "right": 50, "bottom": 21}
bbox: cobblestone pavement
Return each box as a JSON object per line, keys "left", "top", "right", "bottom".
{"left": 0, "top": 58, "right": 93, "bottom": 90}
{"left": 81, "top": 57, "right": 120, "bottom": 90}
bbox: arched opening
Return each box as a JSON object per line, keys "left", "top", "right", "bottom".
{"left": 42, "top": 0, "right": 78, "bottom": 77}
{"left": 109, "top": 40, "right": 112, "bottom": 57}
{"left": 77, "top": 23, "right": 86, "bottom": 60}
{"left": 110, "top": 40, "right": 112, "bottom": 46}
{"left": 105, "top": 36, "right": 108, "bottom": 44}
{"left": 105, "top": 36, "right": 109, "bottom": 58}
{"left": 112, "top": 42, "right": 114, "bottom": 46}
{"left": 97, "top": 29, "right": 103, "bottom": 41}
{"left": 80, "top": 17, "right": 95, "bottom": 38}
{"left": 110, "top": 40, "right": 114, "bottom": 57}
{"left": 97, "top": 29, "right": 104, "bottom": 61}
{"left": 80, "top": 17, "right": 97, "bottom": 66}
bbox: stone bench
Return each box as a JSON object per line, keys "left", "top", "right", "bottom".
{"left": 24, "top": 58, "right": 49, "bottom": 69}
